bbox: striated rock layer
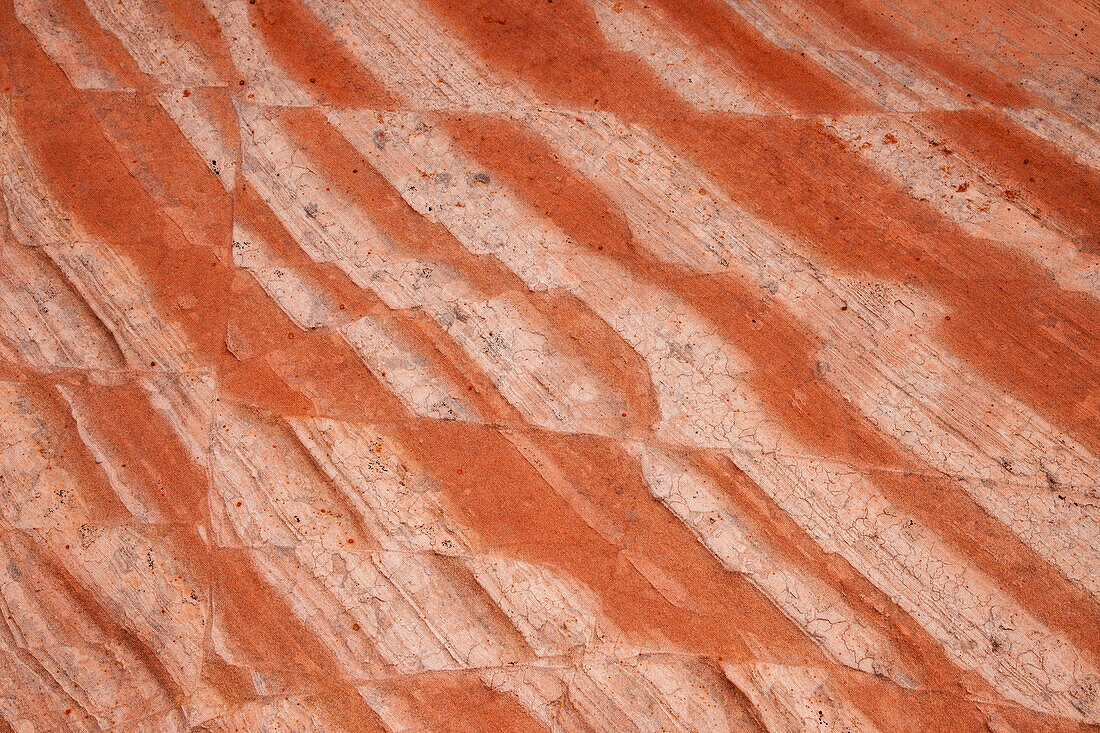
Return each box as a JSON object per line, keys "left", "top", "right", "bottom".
{"left": 1, "top": 0, "right": 1099, "bottom": 729}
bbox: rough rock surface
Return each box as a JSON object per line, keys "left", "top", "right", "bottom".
{"left": 2, "top": 0, "right": 1100, "bottom": 730}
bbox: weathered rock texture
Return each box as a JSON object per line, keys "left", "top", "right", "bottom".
{"left": 1, "top": 0, "right": 1099, "bottom": 730}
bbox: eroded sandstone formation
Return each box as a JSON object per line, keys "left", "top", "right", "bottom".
{"left": 1, "top": 0, "right": 1099, "bottom": 729}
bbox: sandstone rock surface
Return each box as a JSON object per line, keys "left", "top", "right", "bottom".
{"left": 1, "top": 0, "right": 1100, "bottom": 730}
